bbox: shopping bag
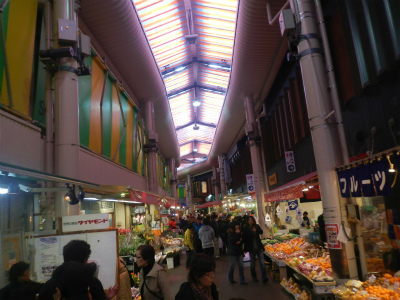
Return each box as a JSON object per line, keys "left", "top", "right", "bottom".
{"left": 218, "top": 237, "right": 223, "bottom": 248}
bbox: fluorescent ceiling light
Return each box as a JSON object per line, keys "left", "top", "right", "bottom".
{"left": 0, "top": 188, "right": 8, "bottom": 194}
{"left": 102, "top": 199, "right": 141, "bottom": 204}
{"left": 208, "top": 64, "right": 221, "bottom": 69}
{"left": 175, "top": 66, "right": 185, "bottom": 72}
{"left": 84, "top": 197, "right": 99, "bottom": 201}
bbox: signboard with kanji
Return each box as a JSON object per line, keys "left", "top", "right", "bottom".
{"left": 285, "top": 151, "right": 296, "bottom": 172}
{"left": 62, "top": 213, "right": 110, "bottom": 233}
{"left": 246, "top": 174, "right": 255, "bottom": 193}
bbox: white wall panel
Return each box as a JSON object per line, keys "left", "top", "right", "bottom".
{"left": 0, "top": 111, "right": 44, "bottom": 171}
{"left": 79, "top": 148, "right": 147, "bottom": 190}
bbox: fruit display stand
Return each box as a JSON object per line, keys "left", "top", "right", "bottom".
{"left": 285, "top": 263, "right": 336, "bottom": 300}
{"left": 281, "top": 277, "right": 313, "bottom": 300}
{"left": 331, "top": 275, "right": 400, "bottom": 300}
{"left": 264, "top": 250, "right": 288, "bottom": 281}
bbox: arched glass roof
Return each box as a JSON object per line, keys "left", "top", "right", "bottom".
{"left": 132, "top": 0, "right": 238, "bottom": 170}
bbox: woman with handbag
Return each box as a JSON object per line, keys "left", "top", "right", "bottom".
{"left": 136, "top": 245, "right": 173, "bottom": 300}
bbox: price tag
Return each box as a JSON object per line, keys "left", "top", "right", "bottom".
{"left": 360, "top": 291, "right": 367, "bottom": 295}
{"left": 369, "top": 274, "right": 376, "bottom": 284}
{"left": 384, "top": 279, "right": 390, "bottom": 286}
{"left": 394, "top": 280, "right": 400, "bottom": 288}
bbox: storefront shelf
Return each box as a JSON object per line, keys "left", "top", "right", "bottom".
{"left": 281, "top": 283, "right": 300, "bottom": 300}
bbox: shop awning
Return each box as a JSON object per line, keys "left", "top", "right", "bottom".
{"left": 197, "top": 200, "right": 223, "bottom": 208}
{"left": 0, "top": 161, "right": 100, "bottom": 188}
{"left": 264, "top": 171, "right": 318, "bottom": 202}
{"left": 164, "top": 197, "right": 178, "bottom": 208}
{"left": 129, "top": 189, "right": 162, "bottom": 205}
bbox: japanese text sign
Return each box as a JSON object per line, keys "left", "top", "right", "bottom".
{"left": 325, "top": 223, "right": 341, "bottom": 249}
{"left": 285, "top": 151, "right": 296, "bottom": 172}
{"left": 62, "top": 213, "right": 110, "bottom": 233}
{"left": 246, "top": 174, "right": 255, "bottom": 193}
{"left": 337, "top": 158, "right": 393, "bottom": 198}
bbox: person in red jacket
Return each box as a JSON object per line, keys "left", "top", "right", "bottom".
{"left": 168, "top": 217, "right": 177, "bottom": 229}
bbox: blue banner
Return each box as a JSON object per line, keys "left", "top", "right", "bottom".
{"left": 337, "top": 157, "right": 393, "bottom": 198}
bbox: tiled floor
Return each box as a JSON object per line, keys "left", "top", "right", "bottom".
{"left": 165, "top": 253, "right": 292, "bottom": 300}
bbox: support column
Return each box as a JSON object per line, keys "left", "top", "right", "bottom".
{"left": 212, "top": 167, "right": 220, "bottom": 202}
{"left": 218, "top": 155, "right": 227, "bottom": 198}
{"left": 186, "top": 175, "right": 193, "bottom": 214}
{"left": 290, "top": 0, "right": 355, "bottom": 279}
{"left": 145, "top": 100, "right": 158, "bottom": 194}
{"left": 169, "top": 158, "right": 178, "bottom": 199}
{"left": 53, "top": 0, "right": 80, "bottom": 217}
{"left": 42, "top": 0, "right": 55, "bottom": 229}
{"left": 243, "top": 95, "right": 268, "bottom": 237}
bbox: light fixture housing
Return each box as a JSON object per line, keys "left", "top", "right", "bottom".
{"left": 193, "top": 124, "right": 200, "bottom": 130}
{"left": 389, "top": 164, "right": 396, "bottom": 173}
{"left": 193, "top": 99, "right": 201, "bottom": 107}
{"left": 64, "top": 185, "right": 79, "bottom": 205}
{"left": 8, "top": 183, "right": 20, "bottom": 194}
{"left": 77, "top": 190, "right": 85, "bottom": 201}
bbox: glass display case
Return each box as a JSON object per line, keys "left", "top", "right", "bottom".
{"left": 360, "top": 197, "right": 392, "bottom": 273}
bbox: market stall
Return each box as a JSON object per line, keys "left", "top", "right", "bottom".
{"left": 263, "top": 234, "right": 337, "bottom": 299}
{"left": 264, "top": 172, "right": 323, "bottom": 242}
{"left": 221, "top": 193, "right": 257, "bottom": 217}
{"left": 331, "top": 275, "right": 400, "bottom": 300}
{"left": 161, "top": 235, "right": 185, "bottom": 269}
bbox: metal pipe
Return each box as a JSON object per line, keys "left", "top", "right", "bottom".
{"left": 212, "top": 166, "right": 219, "bottom": 202}
{"left": 382, "top": 0, "right": 400, "bottom": 60}
{"left": 291, "top": 0, "right": 357, "bottom": 279}
{"left": 218, "top": 155, "right": 227, "bottom": 198}
{"left": 256, "top": 103, "right": 269, "bottom": 193}
{"left": 314, "top": 0, "right": 349, "bottom": 165}
{"left": 53, "top": 0, "right": 80, "bottom": 216}
{"left": 244, "top": 95, "right": 268, "bottom": 237}
{"left": 360, "top": 0, "right": 387, "bottom": 75}
{"left": 266, "top": 0, "right": 290, "bottom": 25}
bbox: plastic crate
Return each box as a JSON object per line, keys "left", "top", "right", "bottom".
{"left": 309, "top": 232, "right": 320, "bottom": 242}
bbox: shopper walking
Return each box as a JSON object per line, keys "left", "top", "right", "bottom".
{"left": 136, "top": 245, "right": 173, "bottom": 300}
{"left": 0, "top": 262, "right": 43, "bottom": 300}
{"left": 217, "top": 215, "right": 228, "bottom": 255}
{"left": 198, "top": 218, "right": 215, "bottom": 258}
{"left": 243, "top": 216, "right": 268, "bottom": 284}
{"left": 184, "top": 223, "right": 195, "bottom": 269}
{"left": 193, "top": 217, "right": 203, "bottom": 234}
{"left": 210, "top": 214, "right": 220, "bottom": 258}
{"left": 175, "top": 253, "right": 219, "bottom": 300}
{"left": 227, "top": 221, "right": 247, "bottom": 285}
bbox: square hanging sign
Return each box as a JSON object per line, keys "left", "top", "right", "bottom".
{"left": 287, "top": 199, "right": 299, "bottom": 211}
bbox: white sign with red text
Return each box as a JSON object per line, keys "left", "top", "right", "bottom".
{"left": 62, "top": 213, "right": 110, "bottom": 233}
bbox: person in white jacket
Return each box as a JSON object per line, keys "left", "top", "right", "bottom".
{"left": 198, "top": 217, "right": 215, "bottom": 258}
